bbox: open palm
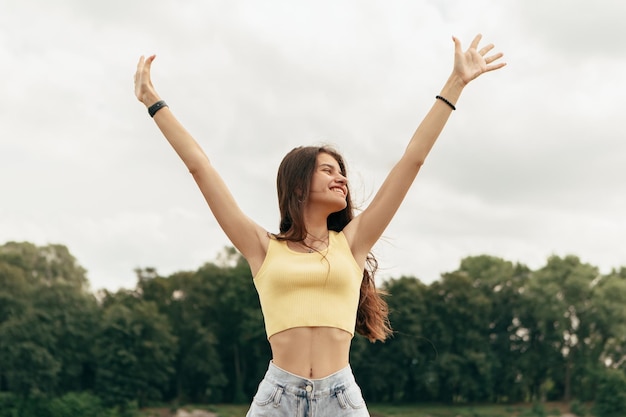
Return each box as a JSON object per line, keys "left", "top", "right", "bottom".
{"left": 453, "top": 34, "right": 506, "bottom": 85}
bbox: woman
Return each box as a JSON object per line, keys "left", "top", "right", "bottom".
{"left": 134, "top": 34, "right": 505, "bottom": 417}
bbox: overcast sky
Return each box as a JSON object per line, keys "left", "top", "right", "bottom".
{"left": 2, "top": 0, "right": 625, "bottom": 291}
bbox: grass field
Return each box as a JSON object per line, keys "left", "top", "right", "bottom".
{"left": 200, "top": 402, "right": 574, "bottom": 417}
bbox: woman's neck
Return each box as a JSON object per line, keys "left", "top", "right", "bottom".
{"left": 302, "top": 208, "right": 330, "bottom": 240}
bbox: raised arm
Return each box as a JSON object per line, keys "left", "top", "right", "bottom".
{"left": 134, "top": 55, "right": 268, "bottom": 271}
{"left": 344, "top": 34, "right": 506, "bottom": 257}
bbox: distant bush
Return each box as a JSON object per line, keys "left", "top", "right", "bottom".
{"left": 0, "top": 394, "right": 48, "bottom": 417}
{"left": 548, "top": 407, "right": 561, "bottom": 416}
{"left": 110, "top": 400, "right": 140, "bottom": 417}
{"left": 48, "top": 392, "right": 107, "bottom": 417}
{"left": 570, "top": 399, "right": 588, "bottom": 416}
{"left": 0, "top": 393, "right": 18, "bottom": 417}
{"left": 532, "top": 402, "right": 547, "bottom": 417}
{"left": 519, "top": 402, "right": 547, "bottom": 417}
{"left": 593, "top": 369, "right": 626, "bottom": 417}
{"left": 0, "top": 392, "right": 132, "bottom": 417}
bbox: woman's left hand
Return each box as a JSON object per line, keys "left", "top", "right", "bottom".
{"left": 134, "top": 54, "right": 161, "bottom": 107}
{"left": 453, "top": 34, "right": 506, "bottom": 85}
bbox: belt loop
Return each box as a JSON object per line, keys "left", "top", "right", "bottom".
{"left": 336, "top": 388, "right": 347, "bottom": 409}
{"left": 273, "top": 386, "right": 284, "bottom": 407}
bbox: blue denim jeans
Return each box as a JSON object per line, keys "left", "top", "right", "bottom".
{"left": 246, "top": 362, "right": 370, "bottom": 417}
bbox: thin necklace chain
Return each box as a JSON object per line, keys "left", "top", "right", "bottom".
{"left": 301, "top": 233, "right": 329, "bottom": 253}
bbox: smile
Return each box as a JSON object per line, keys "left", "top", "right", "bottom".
{"left": 331, "top": 187, "right": 346, "bottom": 196}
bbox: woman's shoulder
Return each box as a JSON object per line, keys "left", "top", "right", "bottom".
{"left": 329, "top": 229, "right": 349, "bottom": 246}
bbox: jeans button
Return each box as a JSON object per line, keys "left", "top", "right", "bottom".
{"left": 305, "top": 385, "right": 313, "bottom": 393}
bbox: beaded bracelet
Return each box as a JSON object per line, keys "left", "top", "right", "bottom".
{"left": 435, "top": 95, "right": 456, "bottom": 111}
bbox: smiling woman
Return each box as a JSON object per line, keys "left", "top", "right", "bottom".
{"left": 133, "top": 33, "right": 505, "bottom": 417}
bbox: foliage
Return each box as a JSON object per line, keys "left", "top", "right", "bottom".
{"left": 569, "top": 399, "right": 588, "bottom": 417}
{"left": 94, "top": 296, "right": 177, "bottom": 408}
{"left": 0, "top": 242, "right": 98, "bottom": 398}
{"left": 0, "top": 391, "right": 122, "bottom": 417}
{"left": 0, "top": 392, "right": 18, "bottom": 417}
{"left": 592, "top": 369, "right": 626, "bottom": 417}
{"left": 47, "top": 391, "right": 109, "bottom": 417}
{"left": 2, "top": 240, "right": 626, "bottom": 409}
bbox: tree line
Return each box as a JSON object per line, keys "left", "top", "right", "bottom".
{"left": 1, "top": 241, "right": 626, "bottom": 416}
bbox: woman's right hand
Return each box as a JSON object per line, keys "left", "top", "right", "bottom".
{"left": 134, "top": 55, "right": 161, "bottom": 107}
{"left": 451, "top": 34, "right": 505, "bottom": 86}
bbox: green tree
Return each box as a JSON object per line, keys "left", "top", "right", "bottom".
{"left": 0, "top": 242, "right": 97, "bottom": 399}
{"left": 425, "top": 264, "right": 495, "bottom": 403}
{"left": 518, "top": 255, "right": 599, "bottom": 402}
{"left": 589, "top": 269, "right": 626, "bottom": 398}
{"left": 138, "top": 269, "right": 227, "bottom": 403}
{"left": 31, "top": 283, "right": 99, "bottom": 393}
{"left": 94, "top": 294, "right": 177, "bottom": 408}
{"left": 125, "top": 248, "right": 268, "bottom": 404}
{"left": 351, "top": 276, "right": 430, "bottom": 402}
{"left": 0, "top": 261, "right": 29, "bottom": 324}
{"left": 194, "top": 248, "right": 269, "bottom": 403}
{"left": 469, "top": 256, "right": 530, "bottom": 403}
{"left": 0, "top": 242, "right": 88, "bottom": 289}
{"left": 0, "top": 307, "right": 61, "bottom": 396}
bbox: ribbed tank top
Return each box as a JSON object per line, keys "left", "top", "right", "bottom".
{"left": 253, "top": 231, "right": 363, "bottom": 339}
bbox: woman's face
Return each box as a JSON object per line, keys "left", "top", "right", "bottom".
{"left": 306, "top": 152, "right": 348, "bottom": 213}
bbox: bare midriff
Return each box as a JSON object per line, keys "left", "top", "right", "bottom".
{"left": 269, "top": 326, "right": 352, "bottom": 379}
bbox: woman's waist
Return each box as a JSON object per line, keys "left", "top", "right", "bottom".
{"left": 269, "top": 326, "right": 352, "bottom": 378}
{"left": 263, "top": 361, "right": 357, "bottom": 397}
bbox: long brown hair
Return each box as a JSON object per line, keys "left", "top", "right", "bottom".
{"left": 275, "top": 145, "right": 392, "bottom": 342}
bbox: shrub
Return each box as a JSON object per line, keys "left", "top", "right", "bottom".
{"left": 570, "top": 399, "right": 587, "bottom": 417}
{"left": 0, "top": 393, "right": 18, "bottom": 417}
{"left": 532, "top": 401, "right": 547, "bottom": 417}
{"left": 48, "top": 392, "right": 105, "bottom": 417}
{"left": 593, "top": 369, "right": 626, "bottom": 417}
{"left": 0, "top": 394, "right": 49, "bottom": 417}
{"left": 520, "top": 402, "right": 547, "bottom": 417}
{"left": 110, "top": 400, "right": 140, "bottom": 417}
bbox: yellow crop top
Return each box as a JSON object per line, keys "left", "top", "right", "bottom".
{"left": 253, "top": 231, "right": 363, "bottom": 339}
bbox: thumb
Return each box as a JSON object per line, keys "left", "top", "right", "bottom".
{"left": 452, "top": 36, "right": 462, "bottom": 55}
{"left": 144, "top": 54, "right": 156, "bottom": 71}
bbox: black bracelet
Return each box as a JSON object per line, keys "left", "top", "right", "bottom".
{"left": 148, "top": 100, "right": 168, "bottom": 117}
{"left": 435, "top": 95, "right": 456, "bottom": 111}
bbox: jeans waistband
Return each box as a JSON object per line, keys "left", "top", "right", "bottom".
{"left": 263, "top": 362, "right": 356, "bottom": 398}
